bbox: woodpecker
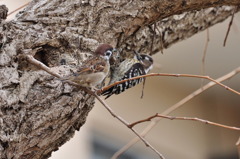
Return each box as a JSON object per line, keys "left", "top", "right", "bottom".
{"left": 63, "top": 44, "right": 116, "bottom": 89}
{"left": 101, "top": 51, "right": 153, "bottom": 99}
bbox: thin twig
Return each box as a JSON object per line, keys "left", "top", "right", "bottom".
{"left": 129, "top": 113, "right": 240, "bottom": 131}
{"left": 7, "top": 2, "right": 30, "bottom": 17}
{"left": 201, "top": 28, "right": 209, "bottom": 85}
{"left": 236, "top": 137, "right": 240, "bottom": 146}
{"left": 100, "top": 73, "right": 240, "bottom": 96}
{"left": 25, "top": 55, "right": 61, "bottom": 78}
{"left": 141, "top": 78, "right": 146, "bottom": 98}
{"left": 112, "top": 67, "right": 240, "bottom": 158}
{"left": 23, "top": 54, "right": 94, "bottom": 91}
{"left": 236, "top": 137, "right": 240, "bottom": 158}
{"left": 223, "top": 7, "right": 236, "bottom": 47}
{"left": 94, "top": 95, "right": 166, "bottom": 159}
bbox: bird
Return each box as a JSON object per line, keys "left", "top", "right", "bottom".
{"left": 62, "top": 44, "right": 116, "bottom": 90}
{"left": 101, "top": 51, "right": 153, "bottom": 99}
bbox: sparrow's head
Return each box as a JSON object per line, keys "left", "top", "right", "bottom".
{"left": 95, "top": 44, "right": 117, "bottom": 60}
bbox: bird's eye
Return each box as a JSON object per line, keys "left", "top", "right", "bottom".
{"left": 144, "top": 57, "right": 149, "bottom": 61}
{"left": 105, "top": 50, "right": 112, "bottom": 57}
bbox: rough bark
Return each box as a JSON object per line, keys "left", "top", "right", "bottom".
{"left": 0, "top": 0, "right": 239, "bottom": 159}
{"left": 126, "top": 6, "right": 238, "bottom": 55}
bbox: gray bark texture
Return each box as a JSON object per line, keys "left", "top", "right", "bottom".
{"left": 0, "top": 0, "right": 239, "bottom": 158}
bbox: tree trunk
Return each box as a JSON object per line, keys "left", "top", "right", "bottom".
{"left": 0, "top": 0, "right": 239, "bottom": 158}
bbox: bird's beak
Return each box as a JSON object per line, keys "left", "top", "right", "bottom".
{"left": 112, "top": 48, "right": 118, "bottom": 53}
{"left": 112, "top": 48, "right": 120, "bottom": 59}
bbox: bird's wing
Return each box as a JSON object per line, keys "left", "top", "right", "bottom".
{"left": 75, "top": 57, "right": 106, "bottom": 75}
{"left": 109, "top": 58, "right": 138, "bottom": 84}
{"left": 102, "top": 63, "right": 145, "bottom": 99}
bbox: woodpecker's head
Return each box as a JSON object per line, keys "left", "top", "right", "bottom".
{"left": 139, "top": 54, "right": 153, "bottom": 73}
{"left": 95, "top": 44, "right": 117, "bottom": 60}
{"left": 133, "top": 51, "right": 153, "bottom": 73}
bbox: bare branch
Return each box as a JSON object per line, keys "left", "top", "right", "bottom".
{"left": 223, "top": 7, "right": 237, "bottom": 47}
{"left": 112, "top": 67, "right": 240, "bottom": 158}
{"left": 20, "top": 53, "right": 95, "bottom": 91}
{"left": 129, "top": 113, "right": 240, "bottom": 131}
{"left": 127, "top": 6, "right": 239, "bottom": 56}
{"left": 23, "top": 54, "right": 62, "bottom": 78}
{"left": 94, "top": 95, "right": 166, "bottom": 159}
{"left": 100, "top": 73, "right": 240, "bottom": 96}
{"left": 7, "top": 2, "right": 30, "bottom": 17}
{"left": 236, "top": 137, "right": 240, "bottom": 158}
{"left": 201, "top": 28, "right": 210, "bottom": 87}
{"left": 201, "top": 28, "right": 210, "bottom": 77}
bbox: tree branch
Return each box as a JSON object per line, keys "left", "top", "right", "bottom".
{"left": 100, "top": 73, "right": 240, "bottom": 96}
{"left": 94, "top": 95, "right": 166, "bottom": 159}
{"left": 236, "top": 137, "right": 240, "bottom": 158}
{"left": 112, "top": 67, "right": 240, "bottom": 158}
{"left": 125, "top": 6, "right": 239, "bottom": 55}
{"left": 15, "top": 2, "right": 240, "bottom": 55}
{"left": 7, "top": 2, "right": 30, "bottom": 17}
{"left": 129, "top": 113, "right": 240, "bottom": 131}
{"left": 223, "top": 7, "right": 237, "bottom": 46}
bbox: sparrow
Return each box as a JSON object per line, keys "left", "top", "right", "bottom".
{"left": 63, "top": 44, "right": 116, "bottom": 90}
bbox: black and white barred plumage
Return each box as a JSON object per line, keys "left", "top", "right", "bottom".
{"left": 101, "top": 52, "right": 153, "bottom": 99}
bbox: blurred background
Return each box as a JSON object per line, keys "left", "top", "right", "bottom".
{"left": 2, "top": 1, "right": 240, "bottom": 159}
